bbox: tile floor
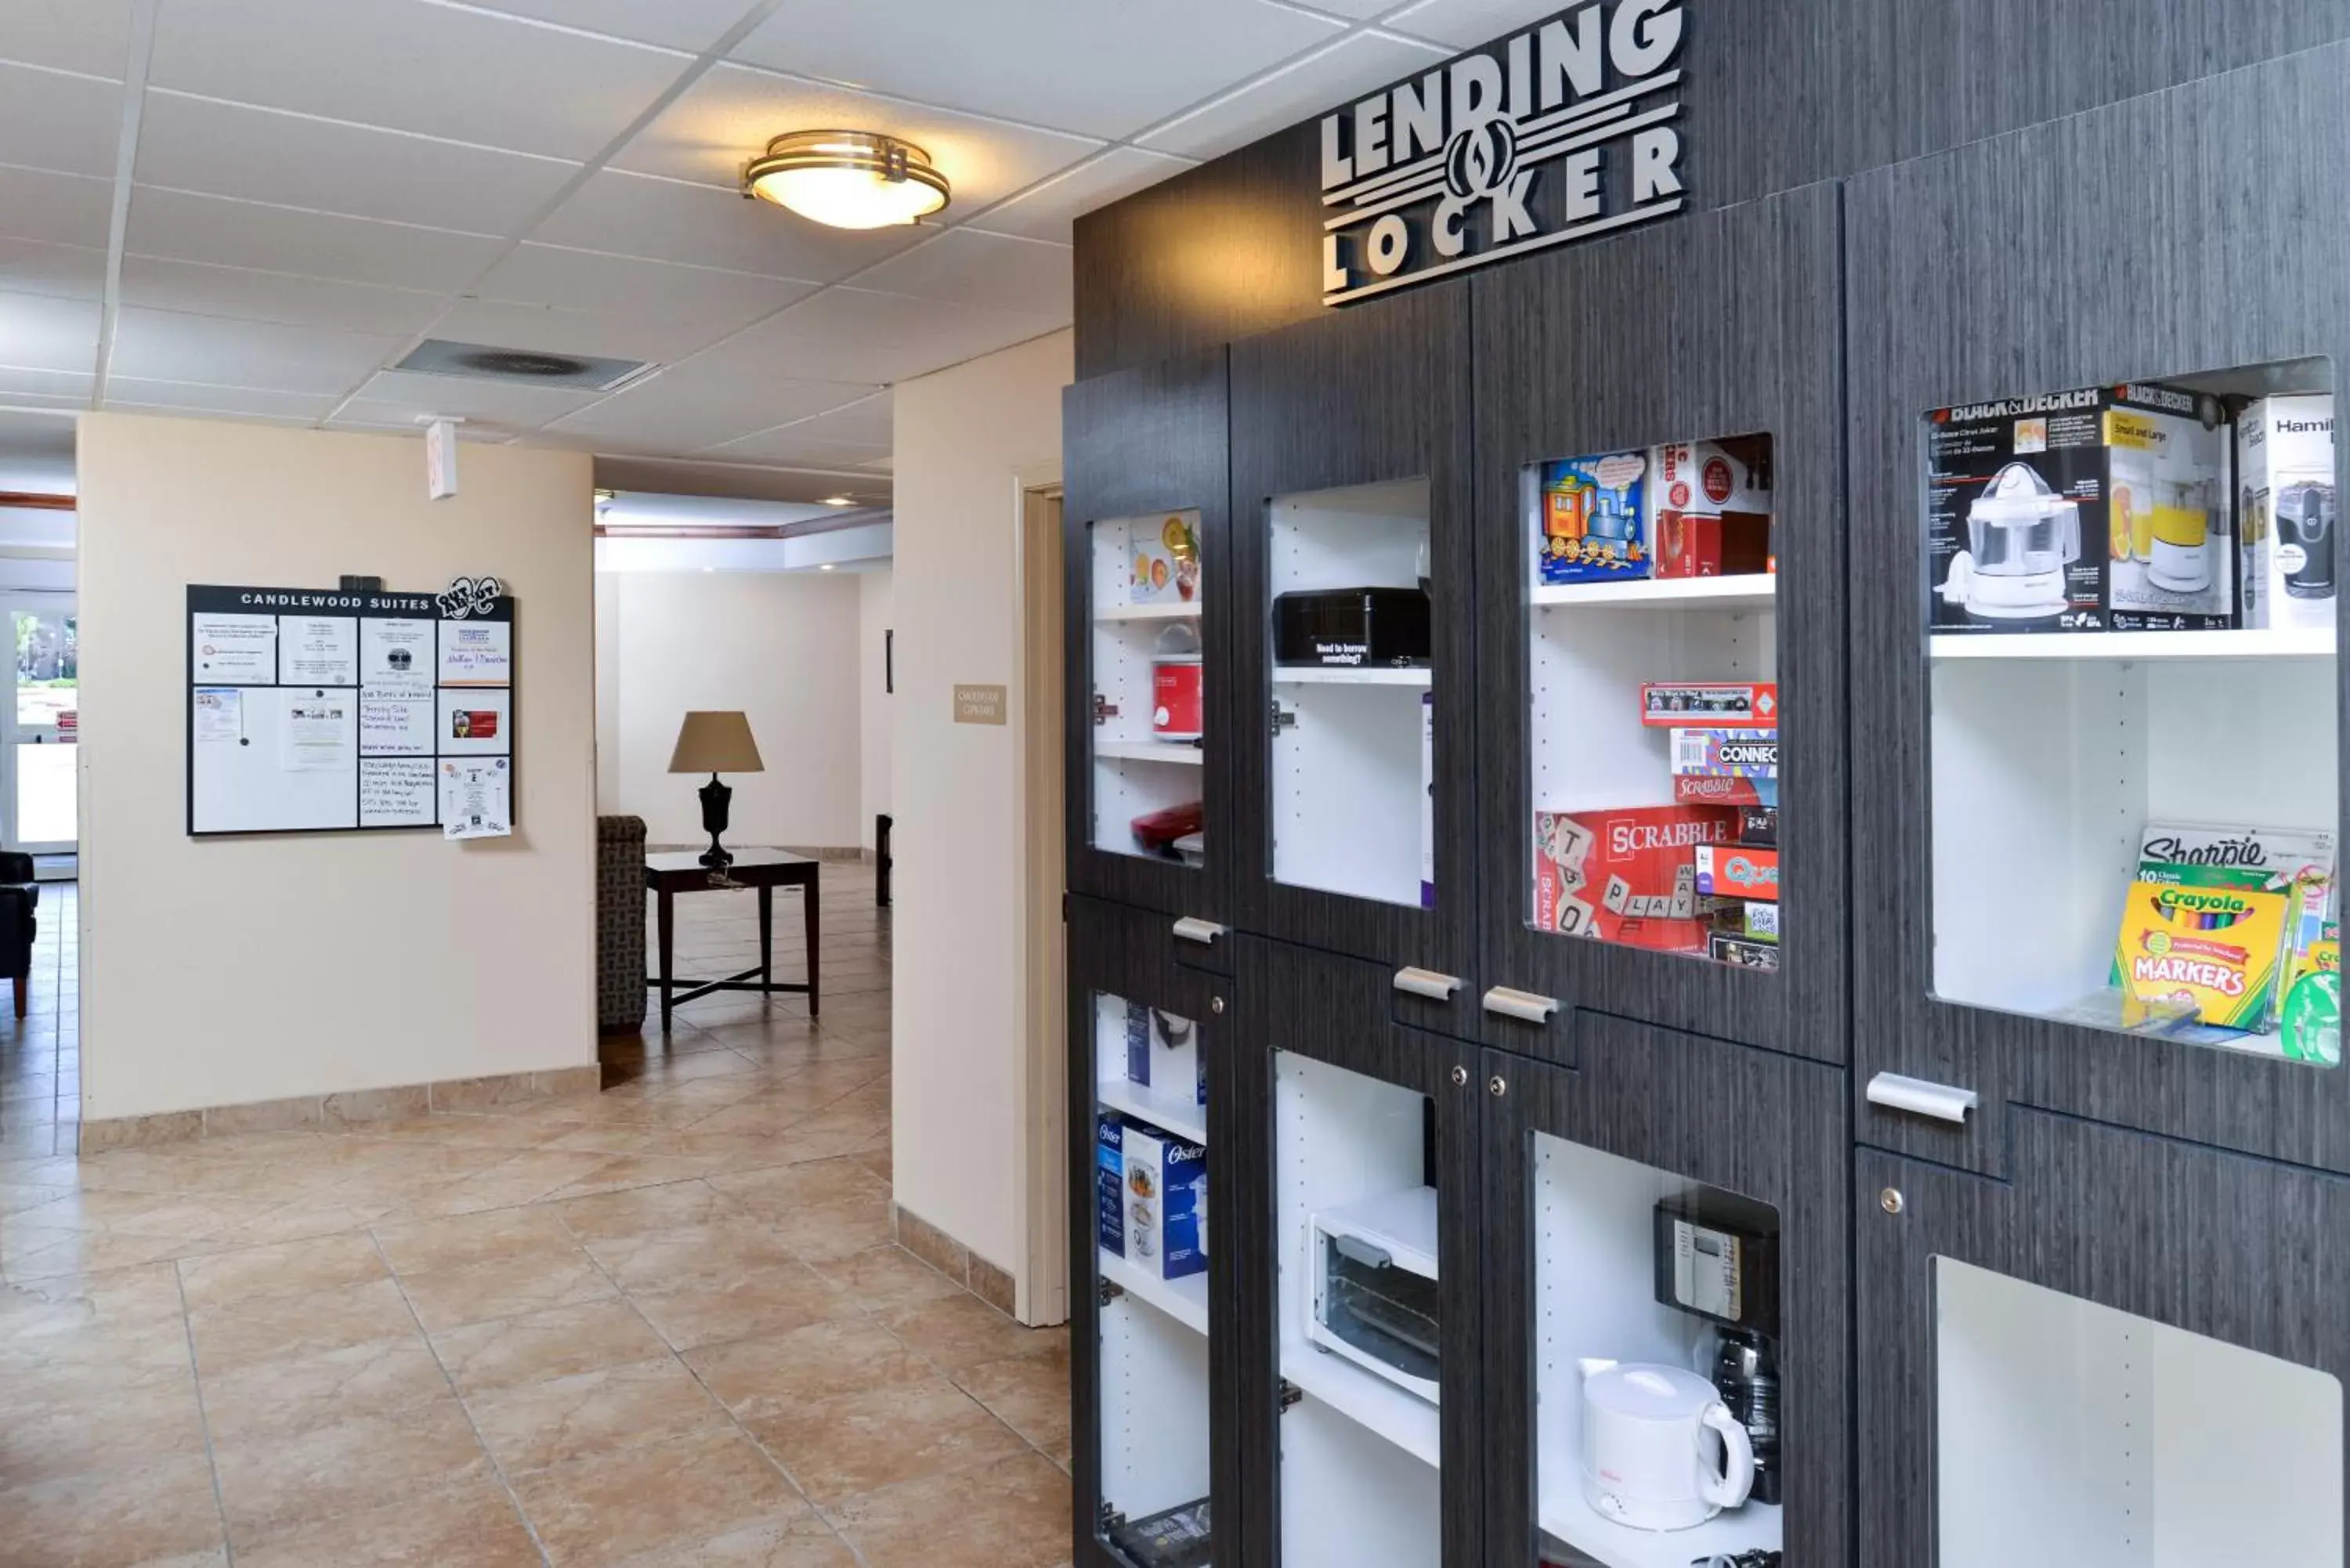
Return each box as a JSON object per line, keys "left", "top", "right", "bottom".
{"left": 0, "top": 879, "right": 78, "bottom": 1161}
{"left": 0, "top": 862, "right": 1076, "bottom": 1568}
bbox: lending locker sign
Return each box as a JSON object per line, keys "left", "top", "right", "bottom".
{"left": 1318, "top": 0, "right": 1687, "bottom": 306}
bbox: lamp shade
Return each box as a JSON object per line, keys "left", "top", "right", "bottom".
{"left": 667, "top": 711, "right": 764, "bottom": 774}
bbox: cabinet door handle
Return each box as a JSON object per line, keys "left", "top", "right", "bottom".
{"left": 1393, "top": 967, "right": 1462, "bottom": 1001}
{"left": 1172, "top": 916, "right": 1226, "bottom": 948}
{"left": 1482, "top": 986, "right": 1560, "bottom": 1024}
{"left": 1866, "top": 1072, "right": 1979, "bottom": 1125}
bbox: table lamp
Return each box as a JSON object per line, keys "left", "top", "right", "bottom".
{"left": 667, "top": 711, "right": 764, "bottom": 868}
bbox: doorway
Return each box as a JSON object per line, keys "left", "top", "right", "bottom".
{"left": 3, "top": 592, "right": 78, "bottom": 869}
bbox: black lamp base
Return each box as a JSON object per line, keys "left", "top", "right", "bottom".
{"left": 697, "top": 774, "right": 733, "bottom": 868}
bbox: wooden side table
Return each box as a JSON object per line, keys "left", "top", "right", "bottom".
{"left": 644, "top": 850, "right": 819, "bottom": 1032}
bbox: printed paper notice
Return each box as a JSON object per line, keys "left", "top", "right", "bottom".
{"left": 361, "top": 617, "right": 434, "bottom": 695}
{"left": 439, "top": 757, "right": 511, "bottom": 840}
{"left": 191, "top": 613, "right": 277, "bottom": 684}
{"left": 277, "top": 615, "right": 356, "bottom": 686}
{"left": 360, "top": 696, "right": 431, "bottom": 757}
{"left": 193, "top": 688, "right": 243, "bottom": 745}
{"left": 438, "top": 620, "right": 511, "bottom": 686}
{"left": 279, "top": 693, "right": 354, "bottom": 772}
{"left": 436, "top": 687, "right": 510, "bottom": 756}
{"left": 360, "top": 757, "right": 436, "bottom": 826}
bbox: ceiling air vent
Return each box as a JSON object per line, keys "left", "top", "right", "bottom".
{"left": 393, "top": 338, "right": 653, "bottom": 392}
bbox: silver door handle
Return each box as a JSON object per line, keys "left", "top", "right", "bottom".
{"left": 1482, "top": 986, "right": 1560, "bottom": 1024}
{"left": 1393, "top": 966, "right": 1462, "bottom": 1001}
{"left": 1866, "top": 1072, "right": 1979, "bottom": 1125}
{"left": 1172, "top": 916, "right": 1226, "bottom": 947}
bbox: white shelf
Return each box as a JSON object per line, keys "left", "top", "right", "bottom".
{"left": 1097, "top": 739, "right": 1205, "bottom": 766}
{"left": 1929, "top": 626, "right": 2336, "bottom": 662}
{"left": 1284, "top": 1337, "right": 1441, "bottom": 1469}
{"left": 1532, "top": 575, "right": 1777, "bottom": 612}
{"left": 1537, "top": 1443, "right": 1781, "bottom": 1568}
{"left": 1100, "top": 1248, "right": 1209, "bottom": 1335}
{"left": 1097, "top": 601, "right": 1202, "bottom": 623}
{"left": 1272, "top": 666, "right": 1433, "bottom": 687}
{"left": 1099, "top": 1075, "right": 1207, "bottom": 1147}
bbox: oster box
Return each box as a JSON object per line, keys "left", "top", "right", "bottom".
{"left": 1122, "top": 1122, "right": 1207, "bottom": 1281}
{"left": 1096, "top": 1111, "right": 1126, "bottom": 1258}
{"left": 1535, "top": 805, "right": 1737, "bottom": 952}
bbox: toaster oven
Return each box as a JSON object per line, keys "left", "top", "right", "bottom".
{"left": 1304, "top": 1186, "right": 1441, "bottom": 1404}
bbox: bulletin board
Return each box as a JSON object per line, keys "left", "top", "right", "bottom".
{"left": 186, "top": 580, "right": 516, "bottom": 836}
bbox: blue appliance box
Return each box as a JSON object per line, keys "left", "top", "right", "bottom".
{"left": 1123, "top": 1120, "right": 1208, "bottom": 1281}
{"left": 1123, "top": 1002, "right": 1151, "bottom": 1086}
{"left": 1097, "top": 1110, "right": 1126, "bottom": 1257}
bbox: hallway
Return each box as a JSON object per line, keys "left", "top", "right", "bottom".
{"left": 0, "top": 865, "right": 1072, "bottom": 1568}
{"left": 0, "top": 880, "right": 78, "bottom": 1162}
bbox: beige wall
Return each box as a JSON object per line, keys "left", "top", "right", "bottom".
{"left": 859, "top": 567, "right": 892, "bottom": 851}
{"left": 595, "top": 569, "right": 864, "bottom": 848}
{"left": 890, "top": 330, "right": 1071, "bottom": 1284}
{"left": 78, "top": 414, "right": 597, "bottom": 1120}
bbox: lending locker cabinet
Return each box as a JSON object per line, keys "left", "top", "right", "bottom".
{"left": 1066, "top": 350, "right": 1238, "bottom": 973}
{"left": 1068, "top": 894, "right": 1238, "bottom": 1567}
{"left": 1469, "top": 181, "right": 1849, "bottom": 1067}
{"left": 1846, "top": 48, "right": 2350, "bottom": 1176}
{"left": 1227, "top": 281, "right": 1479, "bottom": 1038}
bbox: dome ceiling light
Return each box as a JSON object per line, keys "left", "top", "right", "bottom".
{"left": 744, "top": 131, "right": 949, "bottom": 230}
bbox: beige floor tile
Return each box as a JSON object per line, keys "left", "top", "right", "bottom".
{"left": 684, "top": 1317, "right": 927, "bottom": 1420}
{"left": 883, "top": 1294, "right": 1065, "bottom": 1378}
{"left": 0, "top": 1452, "right": 226, "bottom": 1568}
{"left": 827, "top": 1451, "right": 1072, "bottom": 1568}
{"left": 402, "top": 1151, "right": 627, "bottom": 1216}
{"left": 372, "top": 1204, "right": 581, "bottom": 1275}
{"left": 755, "top": 1193, "right": 894, "bottom": 1264}
{"left": 609, "top": 1515, "right": 857, "bottom": 1568}
{"left": 3, "top": 1224, "right": 197, "bottom": 1279}
{"left": 465, "top": 1355, "right": 729, "bottom": 1473}
{"left": 954, "top": 1342, "right": 1072, "bottom": 1460}
{"left": 197, "top": 1331, "right": 450, "bottom": 1443}
{"left": 548, "top": 1153, "right": 763, "bottom": 1198}
{"left": 233, "top": 1480, "right": 544, "bottom": 1568}
{"left": 189, "top": 1276, "right": 419, "bottom": 1377}
{"left": 707, "top": 1157, "right": 886, "bottom": 1214}
{"left": 555, "top": 1180, "right": 739, "bottom": 1243}
{"left": 212, "top": 1397, "right": 492, "bottom": 1546}
{"left": 812, "top": 1245, "right": 964, "bottom": 1313}
{"left": 0, "top": 1380, "right": 212, "bottom": 1489}
{"left": 745, "top": 1375, "right": 1027, "bottom": 1507}
{"left": 509, "top": 1426, "right": 808, "bottom": 1568}
{"left": 0, "top": 1260, "right": 187, "bottom": 1338}
{"left": 578, "top": 1219, "right": 804, "bottom": 1295}
{"left": 431, "top": 1297, "right": 671, "bottom": 1393}
{"left": 396, "top": 1248, "right": 616, "bottom": 1334}
{"left": 175, "top": 1230, "right": 389, "bottom": 1310}
{"left": 626, "top": 1261, "right": 855, "bottom": 1354}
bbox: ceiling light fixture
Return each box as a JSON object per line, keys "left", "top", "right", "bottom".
{"left": 820, "top": 495, "right": 855, "bottom": 507}
{"left": 744, "top": 131, "right": 949, "bottom": 230}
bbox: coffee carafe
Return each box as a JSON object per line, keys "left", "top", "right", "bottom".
{"left": 1712, "top": 1328, "right": 1781, "bottom": 1507}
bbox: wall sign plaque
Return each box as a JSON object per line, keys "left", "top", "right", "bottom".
{"left": 1318, "top": 0, "right": 1687, "bottom": 306}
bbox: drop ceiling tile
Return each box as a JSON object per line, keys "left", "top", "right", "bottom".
{"left": 692, "top": 286, "right": 1063, "bottom": 386}
{"left": 729, "top": 0, "right": 1343, "bottom": 141}
{"left": 0, "top": 366, "right": 92, "bottom": 401}
{"left": 0, "top": 0, "right": 136, "bottom": 78}
{"left": 1379, "top": 0, "right": 1562, "bottom": 50}
{"left": 148, "top": 0, "right": 692, "bottom": 161}
{"left": 461, "top": 0, "right": 754, "bottom": 53}
{"left": 432, "top": 294, "right": 765, "bottom": 367}
{"left": 471, "top": 244, "right": 814, "bottom": 331}
{"left": 848, "top": 229, "right": 1070, "bottom": 319}
{"left": 0, "top": 291, "right": 100, "bottom": 374}
{"left": 967, "top": 146, "right": 1195, "bottom": 243}
{"left": 0, "top": 238, "right": 106, "bottom": 302}
{"left": 0, "top": 60, "right": 126, "bottom": 178}
{"left": 528, "top": 168, "right": 916, "bottom": 282}
{"left": 700, "top": 391, "right": 894, "bottom": 458}
{"left": 613, "top": 63, "right": 1101, "bottom": 212}
{"left": 118, "top": 256, "right": 446, "bottom": 337}
{"left": 539, "top": 369, "right": 877, "bottom": 455}
{"left": 698, "top": 428, "right": 890, "bottom": 467}
{"left": 125, "top": 186, "right": 506, "bottom": 292}
{"left": 102, "top": 378, "right": 338, "bottom": 420}
{"left": 136, "top": 92, "right": 580, "bottom": 234}
{"left": 343, "top": 368, "right": 606, "bottom": 430}
{"left": 1139, "top": 30, "right": 1452, "bottom": 160}
{"left": 0, "top": 166, "right": 114, "bottom": 248}
{"left": 107, "top": 306, "right": 400, "bottom": 394}
{"left": 794, "top": 391, "right": 891, "bottom": 446}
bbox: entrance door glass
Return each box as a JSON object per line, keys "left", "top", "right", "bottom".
{"left": 8, "top": 602, "right": 74, "bottom": 853}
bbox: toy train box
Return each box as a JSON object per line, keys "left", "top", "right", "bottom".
{"left": 1535, "top": 805, "right": 1737, "bottom": 952}
{"left": 1640, "top": 683, "right": 1779, "bottom": 728}
{"left": 1538, "top": 450, "right": 1650, "bottom": 584}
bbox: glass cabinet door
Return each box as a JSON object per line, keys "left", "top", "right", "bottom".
{"left": 1088, "top": 509, "right": 1209, "bottom": 869}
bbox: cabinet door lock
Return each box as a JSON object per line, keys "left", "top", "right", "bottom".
{"left": 1172, "top": 916, "right": 1226, "bottom": 948}
{"left": 1865, "top": 1072, "right": 1979, "bottom": 1125}
{"left": 1394, "top": 966, "right": 1462, "bottom": 1001}
{"left": 1482, "top": 986, "right": 1560, "bottom": 1024}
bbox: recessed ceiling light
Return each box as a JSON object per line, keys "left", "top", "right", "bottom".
{"left": 819, "top": 563, "right": 837, "bottom": 571}
{"left": 745, "top": 131, "right": 949, "bottom": 230}
{"left": 821, "top": 495, "right": 855, "bottom": 507}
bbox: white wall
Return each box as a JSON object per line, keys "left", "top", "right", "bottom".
{"left": 598, "top": 569, "right": 864, "bottom": 848}
{"left": 859, "top": 566, "right": 893, "bottom": 850}
{"left": 891, "top": 329, "right": 1072, "bottom": 1277}
{"left": 78, "top": 414, "right": 596, "bottom": 1120}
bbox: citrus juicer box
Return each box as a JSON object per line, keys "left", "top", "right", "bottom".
{"left": 1535, "top": 804, "right": 1737, "bottom": 952}
{"left": 2113, "top": 862, "right": 2291, "bottom": 1033}
{"left": 1538, "top": 450, "right": 1649, "bottom": 584}
{"left": 2238, "top": 395, "right": 2337, "bottom": 633}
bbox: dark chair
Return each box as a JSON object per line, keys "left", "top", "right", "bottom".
{"left": 0, "top": 851, "right": 39, "bottom": 1020}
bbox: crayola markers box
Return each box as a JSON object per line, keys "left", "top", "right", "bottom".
{"left": 2113, "top": 864, "right": 2292, "bottom": 1033}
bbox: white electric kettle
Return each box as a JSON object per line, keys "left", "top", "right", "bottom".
{"left": 1577, "top": 1359, "right": 1755, "bottom": 1531}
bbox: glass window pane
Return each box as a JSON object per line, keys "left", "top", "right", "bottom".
{"left": 1532, "top": 1133, "right": 1782, "bottom": 1566}
{"left": 1093, "top": 990, "right": 1214, "bottom": 1566}
{"left": 16, "top": 611, "right": 74, "bottom": 729}
{"left": 1524, "top": 437, "right": 1781, "bottom": 970}
{"left": 16, "top": 743, "right": 72, "bottom": 844}
{"left": 1925, "top": 363, "right": 2341, "bottom": 1064}
{"left": 1266, "top": 480, "right": 1434, "bottom": 909}
{"left": 1274, "top": 1050, "right": 1440, "bottom": 1568}
{"left": 1089, "top": 513, "right": 1206, "bottom": 865}
{"left": 1937, "top": 1259, "right": 2341, "bottom": 1567}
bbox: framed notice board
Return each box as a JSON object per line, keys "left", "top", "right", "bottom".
{"left": 186, "top": 580, "right": 515, "bottom": 836}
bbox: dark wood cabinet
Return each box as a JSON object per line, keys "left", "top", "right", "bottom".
{"left": 1481, "top": 1023, "right": 1849, "bottom": 1568}
{"left": 1468, "top": 181, "right": 1849, "bottom": 1067}
{"left": 1227, "top": 282, "right": 1479, "bottom": 1039}
{"left": 1857, "top": 1118, "right": 2350, "bottom": 1566}
{"left": 1846, "top": 49, "right": 2350, "bottom": 1176}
